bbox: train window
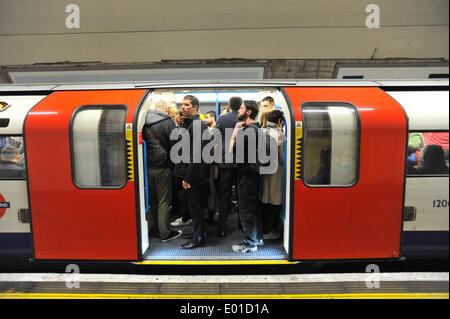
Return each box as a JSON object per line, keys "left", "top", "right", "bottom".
{"left": 0, "top": 136, "right": 26, "bottom": 180}
{"left": 407, "top": 131, "right": 449, "bottom": 176}
{"left": 71, "top": 106, "right": 127, "bottom": 188}
{"left": 0, "top": 119, "right": 10, "bottom": 127}
{"left": 302, "top": 103, "right": 360, "bottom": 187}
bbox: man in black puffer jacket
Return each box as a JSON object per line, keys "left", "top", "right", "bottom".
{"left": 143, "top": 100, "right": 181, "bottom": 243}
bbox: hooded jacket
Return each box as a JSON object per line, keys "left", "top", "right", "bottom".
{"left": 142, "top": 110, "right": 176, "bottom": 168}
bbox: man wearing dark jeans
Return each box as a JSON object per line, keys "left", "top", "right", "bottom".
{"left": 229, "top": 100, "right": 263, "bottom": 253}
{"left": 174, "top": 95, "right": 210, "bottom": 249}
{"left": 214, "top": 96, "right": 242, "bottom": 238}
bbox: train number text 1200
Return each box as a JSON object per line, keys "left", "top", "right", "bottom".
{"left": 433, "top": 200, "right": 448, "bottom": 208}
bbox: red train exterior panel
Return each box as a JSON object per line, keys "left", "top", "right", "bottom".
{"left": 23, "top": 86, "right": 408, "bottom": 261}
{"left": 284, "top": 87, "right": 407, "bottom": 260}
{"left": 25, "top": 90, "right": 147, "bottom": 260}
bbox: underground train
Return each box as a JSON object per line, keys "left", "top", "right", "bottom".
{"left": 0, "top": 79, "right": 448, "bottom": 265}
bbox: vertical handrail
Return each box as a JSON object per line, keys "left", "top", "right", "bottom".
{"left": 215, "top": 89, "right": 220, "bottom": 120}
{"left": 142, "top": 140, "right": 149, "bottom": 214}
{"left": 281, "top": 132, "right": 287, "bottom": 221}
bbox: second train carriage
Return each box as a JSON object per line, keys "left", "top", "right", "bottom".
{"left": 0, "top": 80, "right": 448, "bottom": 264}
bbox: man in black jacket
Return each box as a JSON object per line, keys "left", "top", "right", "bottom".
{"left": 229, "top": 100, "right": 263, "bottom": 253}
{"left": 173, "top": 95, "right": 210, "bottom": 249}
{"left": 143, "top": 100, "right": 181, "bottom": 242}
{"left": 214, "top": 96, "right": 241, "bottom": 238}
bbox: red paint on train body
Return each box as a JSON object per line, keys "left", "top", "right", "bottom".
{"left": 284, "top": 87, "right": 407, "bottom": 260}
{"left": 21, "top": 86, "right": 409, "bottom": 261}
{"left": 25, "top": 90, "right": 147, "bottom": 260}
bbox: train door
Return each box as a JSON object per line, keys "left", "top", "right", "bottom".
{"left": 24, "top": 89, "right": 148, "bottom": 260}
{"left": 137, "top": 88, "right": 294, "bottom": 261}
{"left": 284, "top": 87, "right": 407, "bottom": 260}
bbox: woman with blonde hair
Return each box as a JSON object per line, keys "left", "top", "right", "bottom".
{"left": 258, "top": 108, "right": 270, "bottom": 129}
{"left": 167, "top": 102, "right": 179, "bottom": 123}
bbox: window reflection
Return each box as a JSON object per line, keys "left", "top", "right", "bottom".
{"left": 0, "top": 136, "right": 26, "bottom": 179}
{"left": 407, "top": 132, "right": 449, "bottom": 175}
{"left": 302, "top": 103, "right": 359, "bottom": 186}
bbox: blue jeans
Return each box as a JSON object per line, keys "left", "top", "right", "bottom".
{"left": 237, "top": 168, "right": 262, "bottom": 247}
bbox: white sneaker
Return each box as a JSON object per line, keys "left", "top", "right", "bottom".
{"left": 170, "top": 218, "right": 192, "bottom": 227}
{"left": 263, "top": 231, "right": 280, "bottom": 240}
{"left": 232, "top": 242, "right": 257, "bottom": 253}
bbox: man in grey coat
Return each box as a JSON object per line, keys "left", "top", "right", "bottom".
{"left": 143, "top": 100, "right": 182, "bottom": 242}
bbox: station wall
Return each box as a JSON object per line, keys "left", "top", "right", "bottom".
{"left": 0, "top": 0, "right": 448, "bottom": 83}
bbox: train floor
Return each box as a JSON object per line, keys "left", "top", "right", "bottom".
{"left": 144, "top": 211, "right": 287, "bottom": 261}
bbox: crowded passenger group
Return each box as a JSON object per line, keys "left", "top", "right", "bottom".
{"left": 142, "top": 95, "right": 286, "bottom": 253}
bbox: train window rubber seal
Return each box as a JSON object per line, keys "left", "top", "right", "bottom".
{"left": 300, "top": 101, "right": 361, "bottom": 189}
{"left": 69, "top": 104, "right": 129, "bottom": 190}
{"left": 0, "top": 118, "right": 10, "bottom": 128}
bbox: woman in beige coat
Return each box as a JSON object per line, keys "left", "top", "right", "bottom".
{"left": 259, "top": 110, "right": 286, "bottom": 240}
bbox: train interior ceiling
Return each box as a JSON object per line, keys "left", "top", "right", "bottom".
{"left": 138, "top": 88, "right": 292, "bottom": 260}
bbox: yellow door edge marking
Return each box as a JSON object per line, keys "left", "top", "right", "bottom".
{"left": 0, "top": 293, "right": 447, "bottom": 299}
{"left": 294, "top": 122, "right": 303, "bottom": 180}
{"left": 134, "top": 260, "right": 295, "bottom": 265}
{"left": 125, "top": 123, "right": 134, "bottom": 181}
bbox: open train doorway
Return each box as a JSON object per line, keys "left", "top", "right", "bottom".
{"left": 136, "top": 87, "right": 293, "bottom": 261}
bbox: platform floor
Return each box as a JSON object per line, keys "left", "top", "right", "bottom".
{"left": 0, "top": 273, "right": 447, "bottom": 299}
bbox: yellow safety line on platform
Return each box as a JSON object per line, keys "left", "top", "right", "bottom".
{"left": 0, "top": 293, "right": 448, "bottom": 299}
{"left": 134, "top": 260, "right": 294, "bottom": 265}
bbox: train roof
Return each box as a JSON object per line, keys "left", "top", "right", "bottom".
{"left": 0, "top": 79, "right": 448, "bottom": 92}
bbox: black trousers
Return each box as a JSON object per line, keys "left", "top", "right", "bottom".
{"left": 217, "top": 167, "right": 237, "bottom": 232}
{"left": 261, "top": 203, "right": 281, "bottom": 234}
{"left": 237, "top": 168, "right": 262, "bottom": 247}
{"left": 185, "top": 181, "right": 209, "bottom": 241}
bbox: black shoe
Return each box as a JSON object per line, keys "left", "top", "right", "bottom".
{"left": 180, "top": 239, "right": 205, "bottom": 249}
{"left": 160, "top": 230, "right": 182, "bottom": 243}
{"left": 182, "top": 232, "right": 193, "bottom": 239}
